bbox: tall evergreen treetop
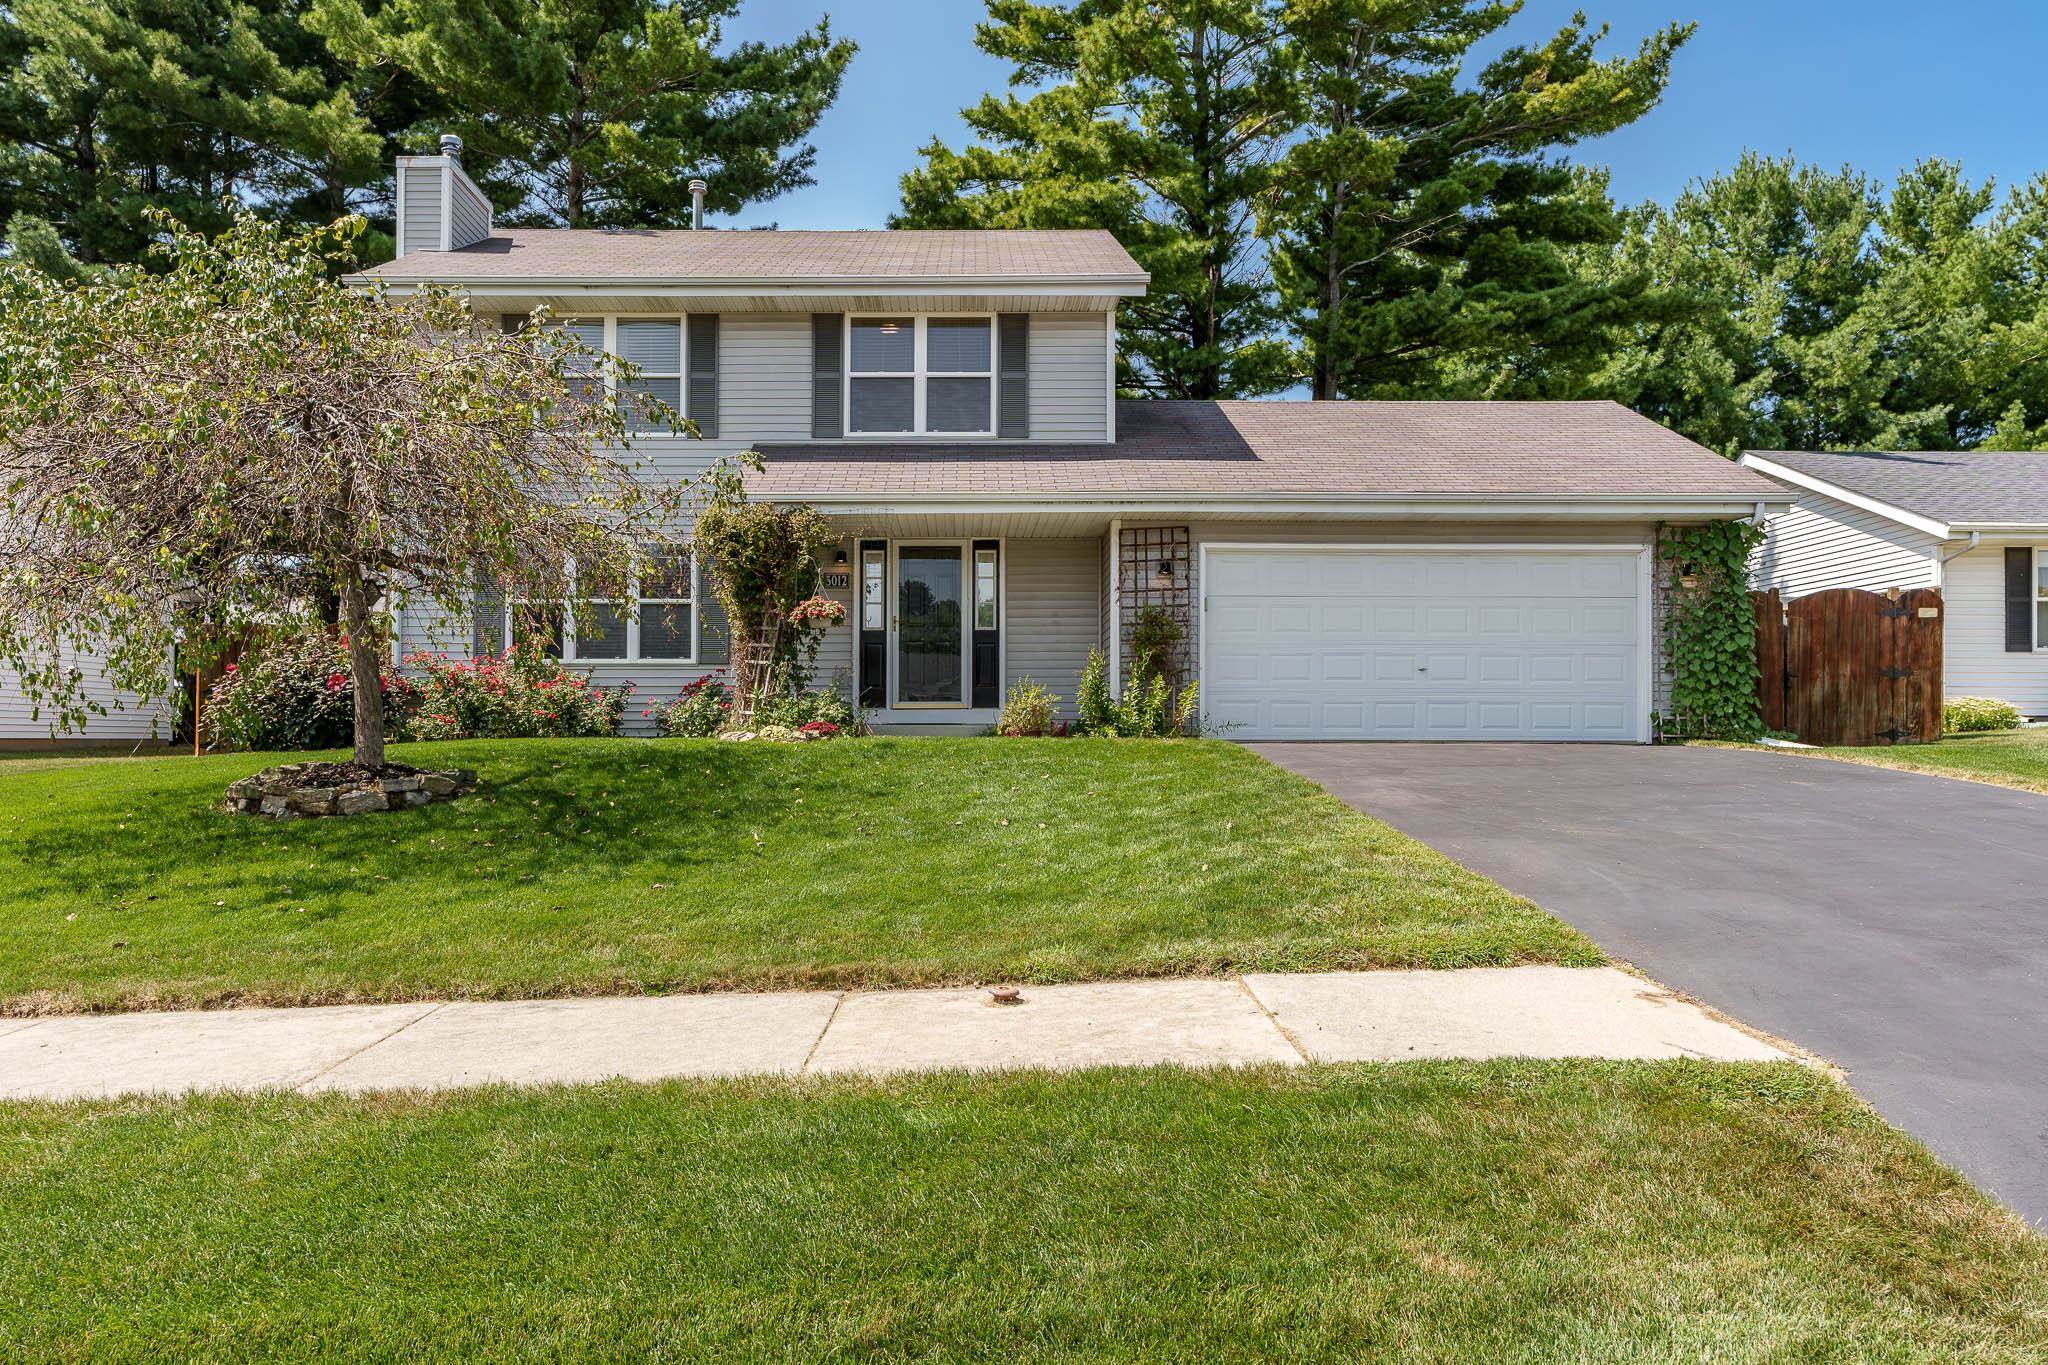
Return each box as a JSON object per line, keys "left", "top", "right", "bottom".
{"left": 308, "top": 0, "right": 855, "bottom": 228}
{"left": 1266, "top": 1, "right": 1690, "bottom": 399}
{"left": 897, "top": 0, "right": 1296, "bottom": 400}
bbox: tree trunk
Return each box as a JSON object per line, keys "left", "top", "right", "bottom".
{"left": 339, "top": 569, "right": 387, "bottom": 767}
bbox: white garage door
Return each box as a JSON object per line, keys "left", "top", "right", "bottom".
{"left": 1202, "top": 547, "right": 1645, "bottom": 741}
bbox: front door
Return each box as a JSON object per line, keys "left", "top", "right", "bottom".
{"left": 896, "top": 544, "right": 965, "bottom": 706}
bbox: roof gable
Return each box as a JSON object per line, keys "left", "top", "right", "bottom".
{"left": 1741, "top": 449, "right": 2048, "bottom": 531}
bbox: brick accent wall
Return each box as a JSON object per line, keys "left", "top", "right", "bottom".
{"left": 1117, "top": 525, "right": 1193, "bottom": 686}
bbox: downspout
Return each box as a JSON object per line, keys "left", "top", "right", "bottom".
{"left": 1938, "top": 531, "right": 1981, "bottom": 564}
{"left": 1934, "top": 531, "right": 1980, "bottom": 589}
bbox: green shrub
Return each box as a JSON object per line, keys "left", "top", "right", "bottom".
{"left": 1072, "top": 649, "right": 1200, "bottom": 738}
{"left": 398, "top": 643, "right": 626, "bottom": 740}
{"left": 1129, "top": 605, "right": 1184, "bottom": 684}
{"left": 647, "top": 675, "right": 731, "bottom": 737}
{"left": 1077, "top": 649, "right": 1113, "bottom": 732}
{"left": 1943, "top": 696, "right": 2022, "bottom": 734}
{"left": 754, "top": 683, "right": 855, "bottom": 733}
{"left": 204, "top": 631, "right": 415, "bottom": 751}
{"left": 997, "top": 678, "right": 1061, "bottom": 737}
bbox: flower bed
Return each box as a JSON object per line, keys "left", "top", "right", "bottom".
{"left": 399, "top": 644, "right": 627, "bottom": 740}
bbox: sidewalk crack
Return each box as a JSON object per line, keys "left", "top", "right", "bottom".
{"left": 1236, "top": 975, "right": 1311, "bottom": 1065}
{"left": 294, "top": 1002, "right": 448, "bottom": 1093}
{"left": 799, "top": 992, "right": 848, "bottom": 1074}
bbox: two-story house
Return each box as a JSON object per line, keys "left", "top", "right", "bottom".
{"left": 1, "top": 145, "right": 1792, "bottom": 744}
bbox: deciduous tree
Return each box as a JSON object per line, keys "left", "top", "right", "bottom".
{"left": 0, "top": 212, "right": 691, "bottom": 766}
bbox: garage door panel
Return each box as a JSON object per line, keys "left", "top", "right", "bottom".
{"left": 1203, "top": 548, "right": 1642, "bottom": 741}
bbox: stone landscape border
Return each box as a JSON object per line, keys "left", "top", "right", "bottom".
{"left": 224, "top": 764, "right": 477, "bottom": 819}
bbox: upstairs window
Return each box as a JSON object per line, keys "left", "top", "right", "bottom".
{"left": 847, "top": 316, "right": 994, "bottom": 436}
{"left": 615, "top": 319, "right": 682, "bottom": 431}
{"left": 541, "top": 317, "right": 683, "bottom": 431}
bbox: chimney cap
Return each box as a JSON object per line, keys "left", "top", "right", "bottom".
{"left": 439, "top": 133, "right": 464, "bottom": 159}
{"left": 687, "top": 177, "right": 708, "bottom": 193}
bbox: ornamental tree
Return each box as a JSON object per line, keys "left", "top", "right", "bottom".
{"left": 0, "top": 209, "right": 690, "bottom": 768}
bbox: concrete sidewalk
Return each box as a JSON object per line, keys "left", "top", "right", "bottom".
{"left": 0, "top": 967, "right": 1788, "bottom": 1102}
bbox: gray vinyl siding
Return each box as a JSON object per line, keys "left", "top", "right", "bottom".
{"left": 1004, "top": 538, "right": 1102, "bottom": 712}
{"left": 398, "top": 163, "right": 442, "bottom": 256}
{"left": 1749, "top": 488, "right": 1940, "bottom": 598}
{"left": 448, "top": 174, "right": 492, "bottom": 250}
{"left": 1027, "top": 313, "right": 1109, "bottom": 442}
{"left": 0, "top": 644, "right": 169, "bottom": 741}
{"left": 1942, "top": 543, "right": 2048, "bottom": 713}
{"left": 723, "top": 315, "right": 812, "bottom": 439}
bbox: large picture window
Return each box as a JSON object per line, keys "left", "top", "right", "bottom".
{"left": 846, "top": 316, "right": 994, "bottom": 436}
{"left": 500, "top": 550, "right": 695, "bottom": 663}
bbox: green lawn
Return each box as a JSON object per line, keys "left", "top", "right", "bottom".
{"left": 0, "top": 1061, "right": 2038, "bottom": 1360}
{"left": 0, "top": 738, "right": 1595, "bottom": 1014}
{"left": 1772, "top": 726, "right": 2048, "bottom": 794}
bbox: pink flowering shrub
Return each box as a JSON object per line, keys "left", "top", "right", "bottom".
{"left": 649, "top": 674, "right": 732, "bottom": 738}
{"left": 397, "top": 642, "right": 626, "bottom": 740}
{"left": 204, "top": 630, "right": 417, "bottom": 751}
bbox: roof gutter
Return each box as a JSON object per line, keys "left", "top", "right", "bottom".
{"left": 766, "top": 493, "right": 1795, "bottom": 520}
{"left": 347, "top": 276, "right": 1152, "bottom": 297}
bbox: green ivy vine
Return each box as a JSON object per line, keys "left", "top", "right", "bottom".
{"left": 1658, "top": 520, "right": 1767, "bottom": 741}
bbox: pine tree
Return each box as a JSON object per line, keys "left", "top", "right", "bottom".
{"left": 896, "top": 0, "right": 1295, "bottom": 399}
{"left": 0, "top": 0, "right": 384, "bottom": 267}
{"left": 308, "top": 0, "right": 854, "bottom": 228}
{"left": 1585, "top": 155, "right": 2048, "bottom": 454}
{"left": 1265, "top": 1, "right": 1689, "bottom": 400}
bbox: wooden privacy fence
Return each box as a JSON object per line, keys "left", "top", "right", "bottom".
{"left": 1751, "top": 587, "right": 1943, "bottom": 745}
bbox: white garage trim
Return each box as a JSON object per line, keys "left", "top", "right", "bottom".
{"left": 1198, "top": 542, "right": 1653, "bottom": 743}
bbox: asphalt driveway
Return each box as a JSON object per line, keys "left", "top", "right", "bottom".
{"left": 1251, "top": 741, "right": 2048, "bottom": 1226}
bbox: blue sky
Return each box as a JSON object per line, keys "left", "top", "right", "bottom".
{"left": 722, "top": 0, "right": 2048, "bottom": 229}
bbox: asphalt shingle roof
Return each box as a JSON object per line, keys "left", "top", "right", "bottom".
{"left": 751, "top": 400, "right": 1781, "bottom": 500}
{"left": 1745, "top": 448, "right": 2048, "bottom": 526}
{"left": 361, "top": 229, "right": 1146, "bottom": 283}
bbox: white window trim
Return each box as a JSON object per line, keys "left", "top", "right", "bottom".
{"left": 503, "top": 552, "right": 699, "bottom": 665}
{"left": 2035, "top": 546, "right": 2048, "bottom": 652}
{"left": 843, "top": 314, "right": 997, "bottom": 439}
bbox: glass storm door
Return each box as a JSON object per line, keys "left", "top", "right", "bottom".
{"left": 896, "top": 545, "right": 965, "bottom": 705}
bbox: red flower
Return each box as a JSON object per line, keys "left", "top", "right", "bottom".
{"left": 324, "top": 671, "right": 347, "bottom": 692}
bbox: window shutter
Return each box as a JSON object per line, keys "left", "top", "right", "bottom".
{"left": 687, "top": 314, "right": 719, "bottom": 438}
{"left": 2006, "top": 547, "right": 2033, "bottom": 652}
{"left": 998, "top": 313, "right": 1029, "bottom": 438}
{"left": 697, "top": 557, "right": 730, "bottom": 666}
{"left": 812, "top": 314, "right": 843, "bottom": 439}
{"left": 470, "top": 585, "right": 505, "bottom": 658}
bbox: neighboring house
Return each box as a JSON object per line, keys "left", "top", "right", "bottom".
{"left": 1742, "top": 448, "right": 2048, "bottom": 716}
{"left": 0, "top": 146, "right": 1793, "bottom": 743}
